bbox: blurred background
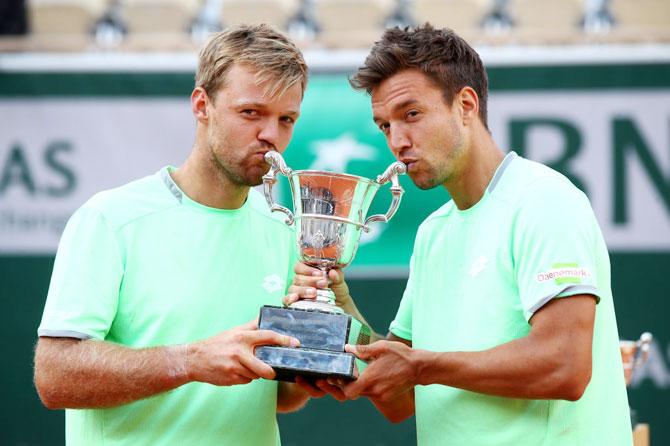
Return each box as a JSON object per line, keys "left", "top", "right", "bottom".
{"left": 0, "top": 0, "right": 668, "bottom": 445}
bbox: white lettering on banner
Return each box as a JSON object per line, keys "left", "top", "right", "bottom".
{"left": 0, "top": 209, "right": 70, "bottom": 236}
{"left": 0, "top": 91, "right": 669, "bottom": 253}
{"left": 0, "top": 99, "right": 193, "bottom": 254}
{"left": 489, "top": 91, "right": 670, "bottom": 251}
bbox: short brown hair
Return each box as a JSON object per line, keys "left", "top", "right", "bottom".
{"left": 196, "top": 23, "right": 308, "bottom": 100}
{"left": 350, "top": 24, "right": 489, "bottom": 129}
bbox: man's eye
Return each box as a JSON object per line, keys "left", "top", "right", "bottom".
{"left": 406, "top": 110, "right": 420, "bottom": 119}
{"left": 379, "top": 123, "right": 390, "bottom": 133}
{"left": 241, "top": 109, "right": 258, "bottom": 116}
{"left": 281, "top": 116, "right": 295, "bottom": 125}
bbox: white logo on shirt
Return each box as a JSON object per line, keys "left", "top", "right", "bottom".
{"left": 469, "top": 255, "right": 489, "bottom": 277}
{"left": 262, "top": 274, "right": 284, "bottom": 293}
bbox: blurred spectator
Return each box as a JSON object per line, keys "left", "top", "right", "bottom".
{"left": 0, "top": 0, "right": 27, "bottom": 35}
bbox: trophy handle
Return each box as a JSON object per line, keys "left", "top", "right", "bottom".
{"left": 363, "top": 161, "right": 407, "bottom": 232}
{"left": 262, "top": 151, "right": 295, "bottom": 225}
{"left": 635, "top": 332, "right": 653, "bottom": 368}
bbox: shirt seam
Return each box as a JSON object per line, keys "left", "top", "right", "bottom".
{"left": 526, "top": 284, "right": 600, "bottom": 317}
{"left": 37, "top": 329, "right": 93, "bottom": 340}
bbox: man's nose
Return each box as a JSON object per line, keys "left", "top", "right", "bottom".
{"left": 258, "top": 119, "right": 279, "bottom": 147}
{"left": 389, "top": 127, "right": 411, "bottom": 154}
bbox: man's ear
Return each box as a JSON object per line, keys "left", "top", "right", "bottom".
{"left": 457, "top": 86, "right": 479, "bottom": 126}
{"left": 191, "top": 87, "right": 209, "bottom": 123}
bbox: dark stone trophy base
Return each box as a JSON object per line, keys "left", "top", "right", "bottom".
{"left": 255, "top": 305, "right": 370, "bottom": 382}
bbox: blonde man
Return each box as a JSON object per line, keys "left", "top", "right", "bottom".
{"left": 34, "top": 24, "right": 310, "bottom": 445}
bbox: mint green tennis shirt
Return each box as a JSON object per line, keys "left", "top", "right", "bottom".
{"left": 390, "top": 153, "right": 631, "bottom": 446}
{"left": 38, "top": 167, "right": 297, "bottom": 446}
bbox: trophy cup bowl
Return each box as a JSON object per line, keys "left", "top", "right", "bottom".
{"left": 254, "top": 150, "right": 406, "bottom": 381}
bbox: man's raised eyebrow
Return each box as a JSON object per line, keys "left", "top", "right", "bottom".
{"left": 393, "top": 98, "right": 420, "bottom": 111}
{"left": 284, "top": 110, "right": 300, "bottom": 119}
{"left": 234, "top": 101, "right": 266, "bottom": 109}
{"left": 234, "top": 101, "right": 300, "bottom": 118}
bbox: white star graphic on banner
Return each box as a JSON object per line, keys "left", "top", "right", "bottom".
{"left": 309, "top": 133, "right": 376, "bottom": 172}
{"left": 308, "top": 132, "right": 387, "bottom": 246}
{"left": 360, "top": 223, "right": 386, "bottom": 246}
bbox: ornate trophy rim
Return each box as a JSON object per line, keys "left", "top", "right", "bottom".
{"left": 296, "top": 213, "right": 367, "bottom": 229}
{"left": 290, "top": 169, "right": 379, "bottom": 186}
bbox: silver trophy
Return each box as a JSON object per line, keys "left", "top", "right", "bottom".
{"left": 620, "top": 332, "right": 653, "bottom": 387}
{"left": 255, "top": 150, "right": 406, "bottom": 381}
{"left": 263, "top": 150, "right": 406, "bottom": 312}
{"left": 620, "top": 332, "right": 653, "bottom": 428}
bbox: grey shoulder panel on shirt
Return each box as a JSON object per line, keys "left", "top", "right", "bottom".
{"left": 160, "top": 167, "right": 183, "bottom": 202}
{"left": 527, "top": 284, "right": 600, "bottom": 315}
{"left": 487, "top": 151, "right": 518, "bottom": 194}
{"left": 37, "top": 329, "right": 93, "bottom": 340}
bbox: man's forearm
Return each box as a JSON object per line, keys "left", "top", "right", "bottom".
{"left": 414, "top": 296, "right": 595, "bottom": 401}
{"left": 370, "top": 389, "right": 415, "bottom": 423}
{"left": 339, "top": 297, "right": 385, "bottom": 343}
{"left": 276, "top": 382, "right": 310, "bottom": 413}
{"left": 414, "top": 335, "right": 588, "bottom": 401}
{"left": 34, "top": 337, "right": 190, "bottom": 409}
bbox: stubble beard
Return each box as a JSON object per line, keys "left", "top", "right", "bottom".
{"left": 415, "top": 130, "right": 466, "bottom": 190}
{"left": 413, "top": 168, "right": 441, "bottom": 190}
{"left": 207, "top": 141, "right": 255, "bottom": 189}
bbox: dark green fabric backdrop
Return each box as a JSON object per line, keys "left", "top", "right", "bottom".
{"left": 1, "top": 254, "right": 667, "bottom": 445}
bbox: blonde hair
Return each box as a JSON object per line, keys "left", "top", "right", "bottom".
{"left": 195, "top": 24, "right": 308, "bottom": 100}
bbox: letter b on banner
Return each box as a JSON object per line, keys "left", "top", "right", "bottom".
{"left": 509, "top": 118, "right": 587, "bottom": 195}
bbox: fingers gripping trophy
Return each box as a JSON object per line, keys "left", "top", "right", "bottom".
{"left": 255, "top": 150, "right": 406, "bottom": 381}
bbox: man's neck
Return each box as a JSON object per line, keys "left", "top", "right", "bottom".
{"left": 171, "top": 148, "right": 249, "bottom": 210}
{"left": 444, "top": 134, "right": 505, "bottom": 211}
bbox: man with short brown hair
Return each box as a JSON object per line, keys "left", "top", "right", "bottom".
{"left": 289, "top": 24, "right": 632, "bottom": 445}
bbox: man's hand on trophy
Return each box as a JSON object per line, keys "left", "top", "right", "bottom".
{"left": 187, "top": 319, "right": 300, "bottom": 387}
{"left": 341, "top": 341, "right": 418, "bottom": 402}
{"left": 284, "top": 262, "right": 352, "bottom": 308}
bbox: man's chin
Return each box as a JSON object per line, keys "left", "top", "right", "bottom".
{"left": 409, "top": 173, "right": 439, "bottom": 190}
{"left": 248, "top": 177, "right": 264, "bottom": 187}
{"left": 417, "top": 183, "right": 440, "bottom": 191}
{"left": 243, "top": 165, "right": 271, "bottom": 187}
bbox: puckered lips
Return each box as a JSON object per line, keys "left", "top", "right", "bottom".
{"left": 252, "top": 149, "right": 273, "bottom": 165}
{"left": 401, "top": 157, "right": 419, "bottom": 172}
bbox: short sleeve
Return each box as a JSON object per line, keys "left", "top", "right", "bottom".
{"left": 38, "top": 205, "right": 123, "bottom": 340}
{"left": 389, "top": 252, "right": 417, "bottom": 341}
{"left": 513, "top": 178, "right": 602, "bottom": 321}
